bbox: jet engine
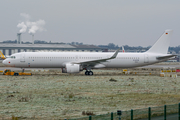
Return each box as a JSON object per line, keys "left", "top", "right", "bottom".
{"left": 62, "top": 64, "right": 83, "bottom": 73}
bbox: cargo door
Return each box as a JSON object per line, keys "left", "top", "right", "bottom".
{"left": 20, "top": 53, "right": 25, "bottom": 62}
{"left": 144, "top": 54, "right": 149, "bottom": 63}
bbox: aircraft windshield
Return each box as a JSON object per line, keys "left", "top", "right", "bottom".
{"left": 10, "top": 56, "right": 16, "bottom": 59}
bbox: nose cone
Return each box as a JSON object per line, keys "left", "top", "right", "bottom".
{"left": 2, "top": 60, "right": 7, "bottom": 65}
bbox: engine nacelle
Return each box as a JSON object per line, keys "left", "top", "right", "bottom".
{"left": 62, "top": 64, "right": 83, "bottom": 73}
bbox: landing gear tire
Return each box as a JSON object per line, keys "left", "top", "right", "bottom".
{"left": 14, "top": 73, "right": 19, "bottom": 76}
{"left": 85, "top": 71, "right": 89, "bottom": 75}
{"left": 88, "top": 71, "right": 93, "bottom": 76}
{"left": 85, "top": 71, "right": 93, "bottom": 76}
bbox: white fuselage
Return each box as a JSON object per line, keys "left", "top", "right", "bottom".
{"left": 2, "top": 52, "right": 164, "bottom": 68}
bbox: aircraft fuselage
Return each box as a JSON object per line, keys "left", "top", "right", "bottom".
{"left": 3, "top": 52, "right": 164, "bottom": 68}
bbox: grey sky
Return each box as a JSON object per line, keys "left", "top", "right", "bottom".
{"left": 0, "top": 0, "right": 180, "bottom": 47}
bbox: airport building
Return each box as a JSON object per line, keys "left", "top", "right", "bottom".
{"left": 0, "top": 43, "right": 103, "bottom": 57}
{"left": 0, "top": 33, "right": 105, "bottom": 57}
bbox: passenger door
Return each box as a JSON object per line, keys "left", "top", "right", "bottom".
{"left": 144, "top": 54, "right": 149, "bottom": 63}
{"left": 20, "top": 53, "right": 25, "bottom": 62}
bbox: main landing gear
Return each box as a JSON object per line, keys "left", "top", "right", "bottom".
{"left": 85, "top": 71, "right": 93, "bottom": 76}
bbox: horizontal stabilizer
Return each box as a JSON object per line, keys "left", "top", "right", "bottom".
{"left": 156, "top": 55, "right": 176, "bottom": 60}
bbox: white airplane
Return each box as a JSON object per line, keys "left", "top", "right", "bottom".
{"left": 2, "top": 29, "right": 175, "bottom": 75}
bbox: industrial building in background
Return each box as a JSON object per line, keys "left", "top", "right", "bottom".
{"left": 0, "top": 33, "right": 103, "bottom": 58}
{"left": 0, "top": 43, "right": 103, "bottom": 57}
{"left": 17, "top": 32, "right": 36, "bottom": 45}
{"left": 17, "top": 33, "right": 21, "bottom": 44}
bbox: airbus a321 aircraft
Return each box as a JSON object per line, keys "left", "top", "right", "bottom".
{"left": 2, "top": 29, "right": 175, "bottom": 75}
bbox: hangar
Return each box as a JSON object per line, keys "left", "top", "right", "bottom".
{"left": 0, "top": 43, "right": 103, "bottom": 57}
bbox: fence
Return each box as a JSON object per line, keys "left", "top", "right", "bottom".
{"left": 67, "top": 103, "right": 180, "bottom": 120}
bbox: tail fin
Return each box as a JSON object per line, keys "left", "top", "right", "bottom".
{"left": 122, "top": 46, "right": 125, "bottom": 53}
{"left": 146, "top": 29, "right": 173, "bottom": 54}
{"left": 0, "top": 51, "right": 6, "bottom": 59}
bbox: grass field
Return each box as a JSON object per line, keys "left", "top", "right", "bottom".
{"left": 0, "top": 70, "right": 180, "bottom": 119}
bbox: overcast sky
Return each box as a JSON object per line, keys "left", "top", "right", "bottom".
{"left": 0, "top": 0, "right": 180, "bottom": 47}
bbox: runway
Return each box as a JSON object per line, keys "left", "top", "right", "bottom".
{"left": 138, "top": 64, "right": 180, "bottom": 68}
{"left": 0, "top": 64, "right": 180, "bottom": 71}
{"left": 1, "top": 59, "right": 180, "bottom": 71}
{"left": 0, "top": 67, "right": 61, "bottom": 71}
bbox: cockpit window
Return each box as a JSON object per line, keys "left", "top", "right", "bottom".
{"left": 10, "top": 56, "right": 16, "bottom": 59}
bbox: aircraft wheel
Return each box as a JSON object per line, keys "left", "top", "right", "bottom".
{"left": 14, "top": 73, "right": 19, "bottom": 76}
{"left": 85, "top": 71, "right": 89, "bottom": 75}
{"left": 88, "top": 71, "right": 93, "bottom": 76}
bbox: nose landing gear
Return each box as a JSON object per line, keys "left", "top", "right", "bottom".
{"left": 85, "top": 71, "right": 93, "bottom": 76}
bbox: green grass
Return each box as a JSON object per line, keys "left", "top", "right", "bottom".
{"left": 0, "top": 70, "right": 179, "bottom": 119}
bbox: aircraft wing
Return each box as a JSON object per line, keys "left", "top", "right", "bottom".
{"left": 72, "top": 48, "right": 120, "bottom": 66}
{"left": 156, "top": 54, "right": 177, "bottom": 60}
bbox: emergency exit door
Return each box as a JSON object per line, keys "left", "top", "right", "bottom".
{"left": 144, "top": 54, "right": 149, "bottom": 63}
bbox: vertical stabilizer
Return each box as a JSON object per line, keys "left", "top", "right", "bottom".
{"left": 146, "top": 29, "right": 173, "bottom": 54}
{"left": 122, "top": 46, "right": 125, "bottom": 53}
{"left": 0, "top": 51, "right": 6, "bottom": 59}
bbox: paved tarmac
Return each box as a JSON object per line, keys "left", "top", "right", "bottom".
{"left": 0, "top": 64, "right": 180, "bottom": 71}
{"left": 139, "top": 64, "right": 180, "bottom": 68}
{"left": 0, "top": 67, "right": 61, "bottom": 71}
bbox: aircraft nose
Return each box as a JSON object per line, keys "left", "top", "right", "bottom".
{"left": 2, "top": 60, "right": 7, "bottom": 65}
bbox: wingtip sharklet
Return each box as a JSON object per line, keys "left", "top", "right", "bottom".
{"left": 73, "top": 48, "right": 120, "bottom": 65}
{"left": 111, "top": 48, "right": 120, "bottom": 59}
